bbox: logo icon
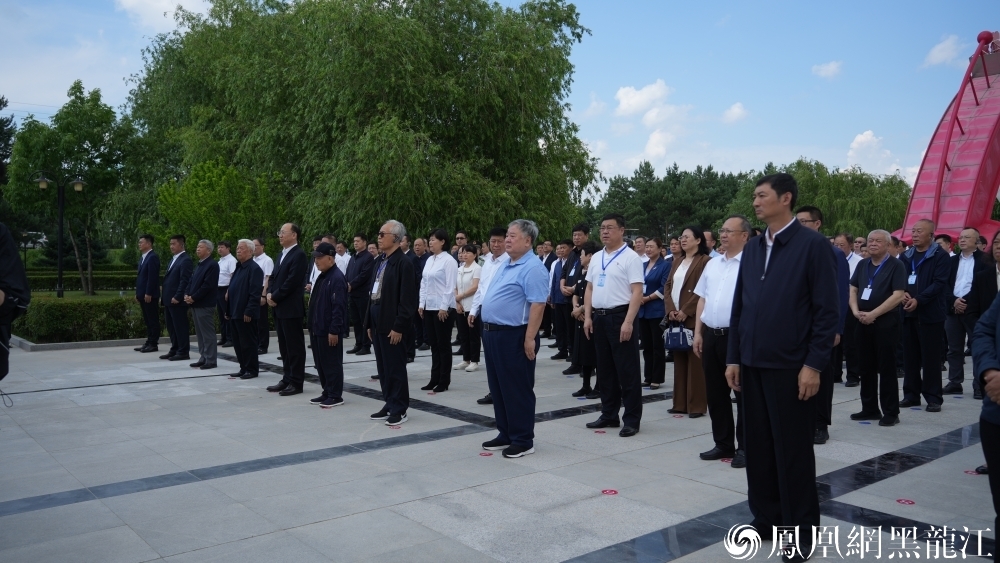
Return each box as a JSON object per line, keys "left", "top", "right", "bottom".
{"left": 724, "top": 524, "right": 762, "bottom": 560}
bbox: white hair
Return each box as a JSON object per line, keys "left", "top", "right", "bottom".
{"left": 198, "top": 239, "right": 214, "bottom": 252}
{"left": 237, "top": 238, "right": 255, "bottom": 253}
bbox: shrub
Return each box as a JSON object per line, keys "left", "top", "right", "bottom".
{"left": 14, "top": 296, "right": 147, "bottom": 343}
{"left": 27, "top": 273, "right": 137, "bottom": 292}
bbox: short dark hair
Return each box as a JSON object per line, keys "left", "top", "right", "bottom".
{"left": 313, "top": 235, "right": 324, "bottom": 243}
{"left": 288, "top": 224, "right": 302, "bottom": 242}
{"left": 460, "top": 244, "right": 477, "bottom": 255}
{"left": 253, "top": 237, "right": 265, "bottom": 247}
{"left": 579, "top": 240, "right": 600, "bottom": 257}
{"left": 217, "top": 240, "right": 231, "bottom": 250}
{"left": 354, "top": 232, "right": 368, "bottom": 244}
{"left": 139, "top": 234, "right": 154, "bottom": 245}
{"left": 489, "top": 226, "right": 507, "bottom": 239}
{"left": 170, "top": 234, "right": 186, "bottom": 245}
{"left": 429, "top": 229, "right": 450, "bottom": 248}
{"left": 401, "top": 234, "right": 411, "bottom": 244}
{"left": 543, "top": 240, "right": 552, "bottom": 246}
{"left": 757, "top": 173, "right": 798, "bottom": 209}
{"left": 572, "top": 223, "right": 591, "bottom": 235}
{"left": 455, "top": 230, "right": 469, "bottom": 239}
{"left": 600, "top": 213, "right": 625, "bottom": 228}
{"left": 979, "top": 235, "right": 988, "bottom": 245}
{"left": 934, "top": 234, "right": 952, "bottom": 244}
{"left": 647, "top": 237, "right": 662, "bottom": 249}
{"left": 558, "top": 238, "right": 573, "bottom": 248}
{"left": 795, "top": 205, "right": 823, "bottom": 223}
{"left": 891, "top": 236, "right": 901, "bottom": 246}
{"left": 834, "top": 232, "right": 853, "bottom": 244}
{"left": 681, "top": 225, "right": 710, "bottom": 256}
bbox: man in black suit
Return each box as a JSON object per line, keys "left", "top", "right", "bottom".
{"left": 726, "top": 173, "right": 839, "bottom": 562}
{"left": 400, "top": 234, "right": 420, "bottom": 362}
{"left": 364, "top": 220, "right": 418, "bottom": 426}
{"left": 184, "top": 240, "right": 221, "bottom": 370}
{"left": 944, "top": 227, "right": 989, "bottom": 396}
{"left": 265, "top": 223, "right": 308, "bottom": 396}
{"left": 0, "top": 221, "right": 30, "bottom": 382}
{"left": 539, "top": 240, "right": 556, "bottom": 338}
{"left": 226, "top": 239, "right": 263, "bottom": 379}
{"left": 133, "top": 234, "right": 161, "bottom": 353}
{"left": 346, "top": 232, "right": 375, "bottom": 355}
{"left": 160, "top": 235, "right": 193, "bottom": 361}
{"left": 413, "top": 237, "right": 430, "bottom": 351}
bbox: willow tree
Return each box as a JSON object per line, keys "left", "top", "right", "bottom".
{"left": 126, "top": 0, "right": 599, "bottom": 240}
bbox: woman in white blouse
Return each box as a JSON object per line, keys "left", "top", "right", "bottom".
{"left": 419, "top": 229, "right": 457, "bottom": 392}
{"left": 453, "top": 244, "right": 482, "bottom": 372}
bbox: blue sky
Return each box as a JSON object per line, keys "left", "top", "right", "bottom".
{"left": 1, "top": 0, "right": 992, "bottom": 186}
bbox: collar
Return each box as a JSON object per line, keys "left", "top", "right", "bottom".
{"left": 766, "top": 217, "right": 798, "bottom": 244}
{"left": 960, "top": 250, "right": 976, "bottom": 260}
{"left": 141, "top": 249, "right": 151, "bottom": 257}
{"left": 172, "top": 251, "right": 185, "bottom": 257}
{"left": 282, "top": 243, "right": 298, "bottom": 254}
{"left": 904, "top": 243, "right": 939, "bottom": 260}
{"left": 721, "top": 251, "right": 743, "bottom": 263}
{"left": 489, "top": 252, "right": 507, "bottom": 264}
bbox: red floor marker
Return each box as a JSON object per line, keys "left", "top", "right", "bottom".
{"left": 389, "top": 425, "right": 401, "bottom": 430}
{"left": 594, "top": 430, "right": 606, "bottom": 434}
{"left": 480, "top": 452, "right": 493, "bottom": 457}
{"left": 965, "top": 470, "right": 980, "bottom": 475}
{"left": 602, "top": 489, "right": 618, "bottom": 495}
{"left": 672, "top": 414, "right": 684, "bottom": 418}
{"left": 427, "top": 392, "right": 436, "bottom": 395}
{"left": 720, "top": 458, "right": 733, "bottom": 463}
{"left": 896, "top": 499, "right": 915, "bottom": 505}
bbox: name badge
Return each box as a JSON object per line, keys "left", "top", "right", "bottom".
{"left": 597, "top": 273, "right": 606, "bottom": 287}
{"left": 907, "top": 274, "right": 917, "bottom": 285}
{"left": 370, "top": 282, "right": 380, "bottom": 294}
{"left": 569, "top": 267, "right": 576, "bottom": 276}
{"left": 861, "top": 287, "right": 872, "bottom": 300}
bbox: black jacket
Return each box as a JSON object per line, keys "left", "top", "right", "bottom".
{"left": 363, "top": 248, "right": 417, "bottom": 336}
{"left": 945, "top": 249, "right": 991, "bottom": 315}
{"left": 346, "top": 249, "right": 375, "bottom": 297}
{"left": 186, "top": 258, "right": 220, "bottom": 308}
{"left": 269, "top": 245, "right": 308, "bottom": 319}
{"left": 162, "top": 252, "right": 193, "bottom": 307}
{"left": 0, "top": 222, "right": 30, "bottom": 317}
{"left": 228, "top": 260, "right": 264, "bottom": 319}
{"left": 308, "top": 267, "right": 349, "bottom": 337}
{"left": 727, "top": 219, "right": 839, "bottom": 371}
{"left": 135, "top": 251, "right": 160, "bottom": 300}
{"left": 967, "top": 261, "right": 999, "bottom": 317}
{"left": 899, "top": 243, "right": 951, "bottom": 324}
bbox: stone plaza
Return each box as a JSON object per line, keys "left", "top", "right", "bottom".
{"left": 0, "top": 336, "right": 992, "bottom": 562}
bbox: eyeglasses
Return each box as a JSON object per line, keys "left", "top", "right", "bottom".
{"left": 598, "top": 226, "right": 621, "bottom": 232}
{"left": 276, "top": 230, "right": 287, "bottom": 236}
{"left": 797, "top": 219, "right": 818, "bottom": 224}
{"left": 718, "top": 229, "right": 745, "bottom": 235}
{"left": 377, "top": 232, "right": 390, "bottom": 238}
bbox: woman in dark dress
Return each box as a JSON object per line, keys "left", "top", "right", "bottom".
{"left": 570, "top": 241, "right": 601, "bottom": 398}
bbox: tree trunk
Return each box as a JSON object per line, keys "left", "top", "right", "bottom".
{"left": 67, "top": 223, "right": 89, "bottom": 295}
{"left": 84, "top": 226, "right": 95, "bottom": 296}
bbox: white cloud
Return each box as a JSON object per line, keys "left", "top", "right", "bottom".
{"left": 923, "top": 35, "right": 964, "bottom": 67}
{"left": 641, "top": 104, "right": 690, "bottom": 128}
{"left": 583, "top": 93, "right": 607, "bottom": 118}
{"left": 614, "top": 79, "right": 672, "bottom": 116}
{"left": 721, "top": 102, "right": 747, "bottom": 123}
{"left": 643, "top": 129, "right": 675, "bottom": 159}
{"left": 811, "top": 61, "right": 842, "bottom": 78}
{"left": 114, "top": 0, "right": 209, "bottom": 32}
{"left": 847, "top": 130, "right": 919, "bottom": 184}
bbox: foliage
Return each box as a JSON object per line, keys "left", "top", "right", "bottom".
{"left": 13, "top": 295, "right": 147, "bottom": 343}
{"left": 0, "top": 95, "right": 14, "bottom": 185}
{"left": 27, "top": 272, "right": 136, "bottom": 292}
{"left": 723, "top": 159, "right": 912, "bottom": 237}
{"left": 126, "top": 0, "right": 598, "bottom": 240}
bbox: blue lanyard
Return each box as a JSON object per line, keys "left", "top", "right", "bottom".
{"left": 601, "top": 245, "right": 628, "bottom": 272}
{"left": 866, "top": 258, "right": 886, "bottom": 288}
{"left": 911, "top": 252, "right": 929, "bottom": 274}
{"left": 375, "top": 258, "right": 388, "bottom": 280}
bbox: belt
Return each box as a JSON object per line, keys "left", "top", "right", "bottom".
{"left": 482, "top": 322, "right": 525, "bottom": 332}
{"left": 704, "top": 326, "right": 729, "bottom": 336}
{"left": 593, "top": 305, "right": 629, "bottom": 316}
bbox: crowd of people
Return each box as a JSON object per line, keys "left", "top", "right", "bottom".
{"left": 3, "top": 170, "right": 1000, "bottom": 562}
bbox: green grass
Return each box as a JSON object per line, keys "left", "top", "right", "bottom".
{"left": 30, "top": 291, "right": 133, "bottom": 301}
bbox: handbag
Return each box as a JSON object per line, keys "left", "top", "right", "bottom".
{"left": 663, "top": 321, "right": 693, "bottom": 351}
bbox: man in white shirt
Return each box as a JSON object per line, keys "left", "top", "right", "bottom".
{"left": 468, "top": 227, "right": 509, "bottom": 405}
{"left": 583, "top": 213, "right": 645, "bottom": 437}
{"left": 944, "top": 227, "right": 986, "bottom": 395}
{"left": 335, "top": 241, "right": 351, "bottom": 275}
{"left": 252, "top": 237, "right": 275, "bottom": 354}
{"left": 693, "top": 215, "right": 749, "bottom": 468}
{"left": 216, "top": 241, "right": 238, "bottom": 347}
{"left": 704, "top": 230, "right": 721, "bottom": 259}
{"left": 834, "top": 233, "right": 862, "bottom": 387}
{"left": 306, "top": 236, "right": 323, "bottom": 292}
{"left": 634, "top": 237, "right": 648, "bottom": 264}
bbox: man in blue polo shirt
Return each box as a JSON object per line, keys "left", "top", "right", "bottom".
{"left": 479, "top": 219, "right": 550, "bottom": 459}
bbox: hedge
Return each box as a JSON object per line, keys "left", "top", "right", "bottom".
{"left": 27, "top": 273, "right": 137, "bottom": 292}
{"left": 25, "top": 264, "right": 138, "bottom": 274}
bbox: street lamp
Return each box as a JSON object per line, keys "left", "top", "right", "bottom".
{"left": 32, "top": 171, "right": 86, "bottom": 298}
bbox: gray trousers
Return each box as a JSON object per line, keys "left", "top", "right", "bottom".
{"left": 945, "top": 312, "right": 980, "bottom": 392}
{"left": 192, "top": 307, "right": 217, "bottom": 364}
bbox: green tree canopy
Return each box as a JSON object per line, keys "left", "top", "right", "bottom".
{"left": 126, "top": 0, "right": 599, "bottom": 241}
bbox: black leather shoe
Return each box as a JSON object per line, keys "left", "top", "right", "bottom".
{"left": 190, "top": 360, "right": 206, "bottom": 368}
{"left": 217, "top": 340, "right": 226, "bottom": 346}
{"left": 878, "top": 415, "right": 899, "bottom": 426}
{"left": 562, "top": 365, "right": 581, "bottom": 375}
{"left": 451, "top": 339, "right": 461, "bottom": 346}
{"left": 355, "top": 348, "right": 371, "bottom": 356}
{"left": 240, "top": 373, "right": 258, "bottom": 379}
{"left": 278, "top": 386, "right": 303, "bottom": 396}
{"left": 266, "top": 381, "right": 289, "bottom": 393}
{"left": 619, "top": 426, "right": 639, "bottom": 437}
{"left": 974, "top": 390, "right": 984, "bottom": 400}
{"left": 420, "top": 383, "right": 436, "bottom": 391}
{"left": 899, "top": 398, "right": 921, "bottom": 408}
{"left": 844, "top": 380, "right": 859, "bottom": 387}
{"left": 547, "top": 343, "right": 559, "bottom": 348}
{"left": 229, "top": 372, "right": 245, "bottom": 379}
{"left": 407, "top": 357, "right": 415, "bottom": 363}
{"left": 347, "top": 346, "right": 361, "bottom": 354}
{"left": 159, "top": 353, "right": 175, "bottom": 360}
{"left": 976, "top": 464, "right": 989, "bottom": 474}
{"left": 418, "top": 344, "right": 430, "bottom": 351}
{"left": 850, "top": 411, "right": 882, "bottom": 420}
{"left": 221, "top": 341, "right": 233, "bottom": 348}
{"left": 134, "top": 346, "right": 144, "bottom": 351}
{"left": 585, "top": 390, "right": 601, "bottom": 400}
{"left": 586, "top": 418, "right": 620, "bottom": 429}
{"left": 432, "top": 385, "right": 448, "bottom": 393}
{"left": 571, "top": 387, "right": 592, "bottom": 397}
{"left": 814, "top": 427, "right": 829, "bottom": 444}
{"left": 200, "top": 363, "right": 217, "bottom": 370}
{"left": 942, "top": 382, "right": 963, "bottom": 394}
{"left": 700, "top": 446, "right": 735, "bottom": 460}
{"left": 257, "top": 348, "right": 267, "bottom": 354}
{"left": 169, "top": 354, "right": 191, "bottom": 361}
{"left": 477, "top": 393, "right": 493, "bottom": 404}
{"left": 689, "top": 413, "right": 704, "bottom": 419}
{"left": 730, "top": 450, "right": 746, "bottom": 468}
{"left": 139, "top": 345, "right": 158, "bottom": 353}
{"left": 667, "top": 408, "right": 687, "bottom": 414}
{"left": 453, "top": 349, "right": 465, "bottom": 356}
{"left": 925, "top": 403, "right": 941, "bottom": 412}
{"left": 550, "top": 352, "right": 568, "bottom": 360}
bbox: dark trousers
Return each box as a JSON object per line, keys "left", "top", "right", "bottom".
{"left": 946, "top": 313, "right": 980, "bottom": 389}
{"left": 593, "top": 311, "right": 642, "bottom": 428}
{"left": 257, "top": 303, "right": 269, "bottom": 352}
{"left": 413, "top": 309, "right": 425, "bottom": 347}
{"left": 817, "top": 344, "right": 836, "bottom": 428}
{"left": 843, "top": 315, "right": 861, "bottom": 383}
{"left": 454, "top": 310, "right": 481, "bottom": 363}
{"left": 275, "top": 316, "right": 306, "bottom": 387}
{"left": 0, "top": 312, "right": 12, "bottom": 381}
{"left": 192, "top": 307, "right": 217, "bottom": 364}
{"left": 424, "top": 311, "right": 454, "bottom": 387}
{"left": 702, "top": 328, "right": 743, "bottom": 452}
{"left": 138, "top": 299, "right": 160, "bottom": 345}
{"left": 216, "top": 287, "right": 230, "bottom": 343}
{"left": 638, "top": 317, "right": 665, "bottom": 384}
{"left": 541, "top": 304, "right": 552, "bottom": 335}
{"left": 482, "top": 325, "right": 537, "bottom": 448}
{"left": 858, "top": 314, "right": 900, "bottom": 416}
{"left": 980, "top": 417, "right": 1000, "bottom": 563}
{"left": 553, "top": 302, "right": 570, "bottom": 353}
{"left": 903, "top": 318, "right": 944, "bottom": 406}
{"left": 164, "top": 303, "right": 190, "bottom": 355}
{"left": 310, "top": 333, "right": 344, "bottom": 400}
{"left": 742, "top": 366, "right": 820, "bottom": 538}
{"left": 230, "top": 318, "right": 259, "bottom": 376}
{"left": 350, "top": 295, "right": 371, "bottom": 349}
{"left": 371, "top": 303, "right": 409, "bottom": 416}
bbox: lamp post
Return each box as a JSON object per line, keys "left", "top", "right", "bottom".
{"left": 31, "top": 171, "right": 86, "bottom": 298}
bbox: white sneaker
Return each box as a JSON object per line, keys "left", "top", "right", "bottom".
{"left": 465, "top": 362, "right": 479, "bottom": 372}
{"left": 453, "top": 361, "right": 470, "bottom": 370}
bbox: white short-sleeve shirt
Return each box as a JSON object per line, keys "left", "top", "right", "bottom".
{"left": 585, "top": 245, "right": 644, "bottom": 309}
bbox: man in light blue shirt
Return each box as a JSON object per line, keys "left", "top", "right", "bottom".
{"left": 479, "top": 219, "right": 550, "bottom": 458}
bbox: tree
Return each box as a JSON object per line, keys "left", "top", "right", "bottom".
{"left": 126, "top": 0, "right": 599, "bottom": 239}
{"left": 5, "top": 81, "right": 125, "bottom": 294}
{"left": 0, "top": 96, "right": 14, "bottom": 185}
